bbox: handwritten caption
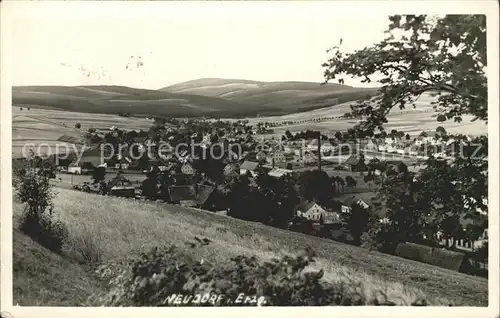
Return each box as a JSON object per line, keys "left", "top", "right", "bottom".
{"left": 165, "top": 293, "right": 267, "bottom": 306}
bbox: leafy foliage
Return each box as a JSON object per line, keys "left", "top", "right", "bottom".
{"left": 14, "top": 162, "right": 68, "bottom": 253}
{"left": 323, "top": 14, "right": 486, "bottom": 131}
{"left": 324, "top": 15, "right": 488, "bottom": 253}
{"left": 88, "top": 241, "right": 429, "bottom": 306}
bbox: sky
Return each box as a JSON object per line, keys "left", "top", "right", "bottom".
{"left": 10, "top": 2, "right": 396, "bottom": 89}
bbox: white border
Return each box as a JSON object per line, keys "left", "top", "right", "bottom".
{"left": 1, "top": 1, "right": 498, "bottom": 318}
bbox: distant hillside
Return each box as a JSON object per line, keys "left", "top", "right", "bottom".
{"left": 162, "top": 78, "right": 379, "bottom": 113}
{"left": 12, "top": 85, "right": 258, "bottom": 117}
{"left": 13, "top": 79, "right": 379, "bottom": 118}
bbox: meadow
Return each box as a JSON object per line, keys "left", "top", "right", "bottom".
{"left": 13, "top": 188, "right": 488, "bottom": 306}
{"left": 12, "top": 79, "right": 378, "bottom": 118}
{"left": 244, "top": 93, "right": 488, "bottom": 137}
{"left": 11, "top": 106, "right": 154, "bottom": 158}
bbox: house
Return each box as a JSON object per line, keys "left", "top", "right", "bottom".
{"left": 108, "top": 176, "right": 135, "bottom": 198}
{"left": 240, "top": 160, "right": 260, "bottom": 177}
{"left": 114, "top": 157, "right": 131, "bottom": 170}
{"left": 337, "top": 192, "right": 375, "bottom": 214}
{"left": 68, "top": 161, "right": 82, "bottom": 175}
{"left": 297, "top": 202, "right": 326, "bottom": 222}
{"left": 394, "top": 242, "right": 474, "bottom": 274}
{"left": 301, "top": 151, "right": 317, "bottom": 164}
{"left": 181, "top": 162, "right": 195, "bottom": 175}
{"left": 342, "top": 155, "right": 366, "bottom": 172}
{"left": 267, "top": 151, "right": 286, "bottom": 165}
{"left": 223, "top": 163, "right": 239, "bottom": 178}
{"left": 436, "top": 213, "right": 488, "bottom": 252}
{"left": 415, "top": 131, "right": 440, "bottom": 146}
{"left": 297, "top": 201, "right": 341, "bottom": 225}
{"left": 167, "top": 183, "right": 215, "bottom": 208}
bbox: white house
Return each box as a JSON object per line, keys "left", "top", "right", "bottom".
{"left": 297, "top": 202, "right": 340, "bottom": 224}
{"left": 297, "top": 202, "right": 326, "bottom": 221}
{"left": 181, "top": 163, "right": 195, "bottom": 175}
{"left": 68, "top": 163, "right": 82, "bottom": 175}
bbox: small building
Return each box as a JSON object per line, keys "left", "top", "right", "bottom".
{"left": 68, "top": 162, "right": 82, "bottom": 175}
{"left": 167, "top": 183, "right": 215, "bottom": 208}
{"left": 115, "top": 157, "right": 131, "bottom": 170}
{"left": 108, "top": 176, "right": 135, "bottom": 198}
{"left": 181, "top": 163, "right": 195, "bottom": 175}
{"left": 302, "top": 151, "right": 317, "bottom": 164}
{"left": 240, "top": 160, "right": 260, "bottom": 177}
{"left": 297, "top": 202, "right": 326, "bottom": 222}
{"left": 337, "top": 192, "right": 375, "bottom": 214}
{"left": 267, "top": 168, "right": 293, "bottom": 179}
{"left": 342, "top": 155, "right": 366, "bottom": 172}
{"left": 223, "top": 163, "right": 239, "bottom": 177}
{"left": 297, "top": 201, "right": 341, "bottom": 225}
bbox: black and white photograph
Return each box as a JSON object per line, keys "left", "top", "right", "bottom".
{"left": 1, "top": 0, "right": 498, "bottom": 315}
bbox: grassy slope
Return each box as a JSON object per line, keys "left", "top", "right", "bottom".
{"left": 13, "top": 188, "right": 487, "bottom": 306}
{"left": 12, "top": 228, "right": 104, "bottom": 306}
{"left": 12, "top": 85, "right": 257, "bottom": 117}
{"left": 162, "top": 78, "right": 379, "bottom": 113}
{"left": 13, "top": 79, "right": 378, "bottom": 117}
{"left": 244, "top": 92, "right": 488, "bottom": 137}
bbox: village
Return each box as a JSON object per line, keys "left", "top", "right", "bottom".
{"left": 13, "top": 115, "right": 488, "bottom": 269}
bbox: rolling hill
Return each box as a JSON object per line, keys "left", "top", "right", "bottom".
{"left": 162, "top": 78, "right": 379, "bottom": 113}
{"left": 12, "top": 79, "right": 378, "bottom": 117}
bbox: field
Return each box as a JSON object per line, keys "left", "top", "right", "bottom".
{"left": 244, "top": 93, "right": 488, "bottom": 137}
{"left": 11, "top": 106, "right": 154, "bottom": 158}
{"left": 162, "top": 78, "right": 379, "bottom": 112}
{"left": 12, "top": 79, "right": 377, "bottom": 117}
{"left": 13, "top": 188, "right": 488, "bottom": 306}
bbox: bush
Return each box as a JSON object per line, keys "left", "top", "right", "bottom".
{"left": 20, "top": 213, "right": 68, "bottom": 253}
{"left": 88, "top": 240, "right": 429, "bottom": 306}
{"left": 14, "top": 165, "right": 69, "bottom": 253}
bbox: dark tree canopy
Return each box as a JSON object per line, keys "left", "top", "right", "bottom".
{"left": 323, "top": 15, "right": 487, "bottom": 132}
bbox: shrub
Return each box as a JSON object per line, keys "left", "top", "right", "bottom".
{"left": 14, "top": 165, "right": 69, "bottom": 253}
{"left": 88, "top": 240, "right": 428, "bottom": 306}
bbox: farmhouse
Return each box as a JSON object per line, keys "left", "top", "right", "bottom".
{"left": 167, "top": 183, "right": 215, "bottom": 208}
{"left": 337, "top": 192, "right": 376, "bottom": 214}
{"left": 342, "top": 155, "right": 366, "bottom": 172}
{"left": 297, "top": 201, "right": 341, "bottom": 225}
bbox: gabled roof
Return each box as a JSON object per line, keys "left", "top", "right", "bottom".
{"left": 298, "top": 201, "right": 324, "bottom": 213}
{"left": 336, "top": 192, "right": 377, "bottom": 209}
{"left": 108, "top": 176, "right": 134, "bottom": 189}
{"left": 240, "top": 160, "right": 260, "bottom": 171}
{"left": 168, "top": 184, "right": 215, "bottom": 206}
{"left": 343, "top": 155, "right": 361, "bottom": 166}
